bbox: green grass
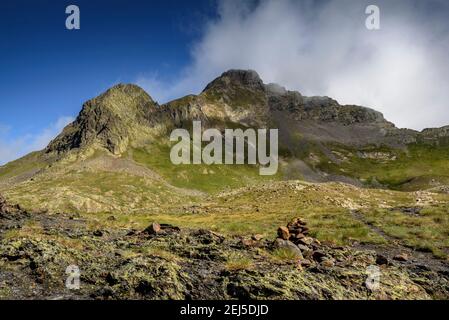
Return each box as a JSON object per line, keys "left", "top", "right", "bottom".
{"left": 225, "top": 253, "right": 253, "bottom": 271}
{"left": 271, "top": 248, "right": 300, "bottom": 263}
{"left": 3, "top": 169, "right": 195, "bottom": 214}
{"left": 362, "top": 204, "right": 449, "bottom": 258}
{"left": 132, "top": 143, "right": 279, "bottom": 193}
{"left": 312, "top": 142, "right": 449, "bottom": 191}
{"left": 0, "top": 151, "right": 47, "bottom": 182}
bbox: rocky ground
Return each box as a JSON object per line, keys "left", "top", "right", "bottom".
{"left": 1, "top": 194, "right": 448, "bottom": 300}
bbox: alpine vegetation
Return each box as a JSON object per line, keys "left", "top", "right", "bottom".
{"left": 170, "top": 121, "right": 279, "bottom": 175}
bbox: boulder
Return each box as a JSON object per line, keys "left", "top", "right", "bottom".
{"left": 273, "top": 239, "right": 303, "bottom": 258}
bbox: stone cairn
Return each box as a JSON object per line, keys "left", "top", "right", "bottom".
{"left": 278, "top": 218, "right": 309, "bottom": 242}
{"left": 275, "top": 218, "right": 332, "bottom": 267}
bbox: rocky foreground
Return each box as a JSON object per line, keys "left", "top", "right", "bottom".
{"left": 0, "top": 194, "right": 448, "bottom": 300}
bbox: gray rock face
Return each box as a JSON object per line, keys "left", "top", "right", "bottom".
{"left": 46, "top": 84, "right": 157, "bottom": 155}
{"left": 268, "top": 90, "right": 393, "bottom": 127}
{"left": 418, "top": 125, "right": 449, "bottom": 144}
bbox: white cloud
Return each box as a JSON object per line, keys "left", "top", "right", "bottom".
{"left": 0, "top": 116, "right": 74, "bottom": 165}
{"left": 138, "top": 0, "right": 449, "bottom": 130}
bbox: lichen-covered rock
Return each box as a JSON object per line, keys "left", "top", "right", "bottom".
{"left": 0, "top": 211, "right": 448, "bottom": 300}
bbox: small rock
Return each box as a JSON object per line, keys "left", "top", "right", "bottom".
{"left": 298, "top": 237, "right": 314, "bottom": 246}
{"left": 105, "top": 273, "right": 119, "bottom": 286}
{"left": 288, "top": 227, "right": 300, "bottom": 234}
{"left": 93, "top": 230, "right": 103, "bottom": 237}
{"left": 288, "top": 217, "right": 307, "bottom": 227}
{"left": 29, "top": 260, "right": 38, "bottom": 270}
{"left": 300, "top": 259, "right": 312, "bottom": 268}
{"left": 159, "top": 223, "right": 181, "bottom": 233}
{"left": 251, "top": 234, "right": 264, "bottom": 241}
{"left": 320, "top": 258, "right": 335, "bottom": 268}
{"left": 393, "top": 253, "right": 409, "bottom": 262}
{"left": 297, "top": 244, "right": 311, "bottom": 253}
{"left": 295, "top": 233, "right": 305, "bottom": 239}
{"left": 376, "top": 254, "right": 389, "bottom": 265}
{"left": 126, "top": 229, "right": 137, "bottom": 236}
{"left": 96, "top": 286, "right": 114, "bottom": 298}
{"left": 107, "top": 215, "right": 116, "bottom": 221}
{"left": 312, "top": 250, "right": 327, "bottom": 262}
{"left": 277, "top": 226, "right": 290, "bottom": 240}
{"left": 240, "top": 238, "right": 257, "bottom": 247}
{"left": 144, "top": 222, "right": 161, "bottom": 235}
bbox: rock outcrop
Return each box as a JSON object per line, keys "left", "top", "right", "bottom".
{"left": 46, "top": 84, "right": 158, "bottom": 155}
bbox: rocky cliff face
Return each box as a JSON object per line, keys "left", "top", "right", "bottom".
{"left": 46, "top": 84, "right": 158, "bottom": 155}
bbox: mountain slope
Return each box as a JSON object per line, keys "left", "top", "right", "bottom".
{"left": 1, "top": 70, "right": 449, "bottom": 300}
{"left": 1, "top": 69, "right": 449, "bottom": 213}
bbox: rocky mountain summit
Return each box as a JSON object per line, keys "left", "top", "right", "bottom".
{"left": 44, "top": 69, "right": 447, "bottom": 160}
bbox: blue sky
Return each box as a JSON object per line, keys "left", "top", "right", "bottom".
{"left": 0, "top": 0, "right": 216, "bottom": 163}
{"left": 1, "top": 0, "right": 449, "bottom": 164}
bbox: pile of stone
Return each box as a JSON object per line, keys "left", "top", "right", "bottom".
{"left": 278, "top": 218, "right": 309, "bottom": 241}
{"left": 274, "top": 218, "right": 334, "bottom": 267}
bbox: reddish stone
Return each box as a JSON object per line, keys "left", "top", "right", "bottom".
{"left": 277, "top": 226, "right": 290, "bottom": 240}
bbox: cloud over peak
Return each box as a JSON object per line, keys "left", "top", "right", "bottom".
{"left": 139, "top": 0, "right": 449, "bottom": 130}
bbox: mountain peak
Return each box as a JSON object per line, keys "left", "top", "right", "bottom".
{"left": 45, "top": 84, "right": 157, "bottom": 155}
{"left": 94, "top": 83, "right": 155, "bottom": 108}
{"left": 203, "top": 69, "right": 265, "bottom": 92}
